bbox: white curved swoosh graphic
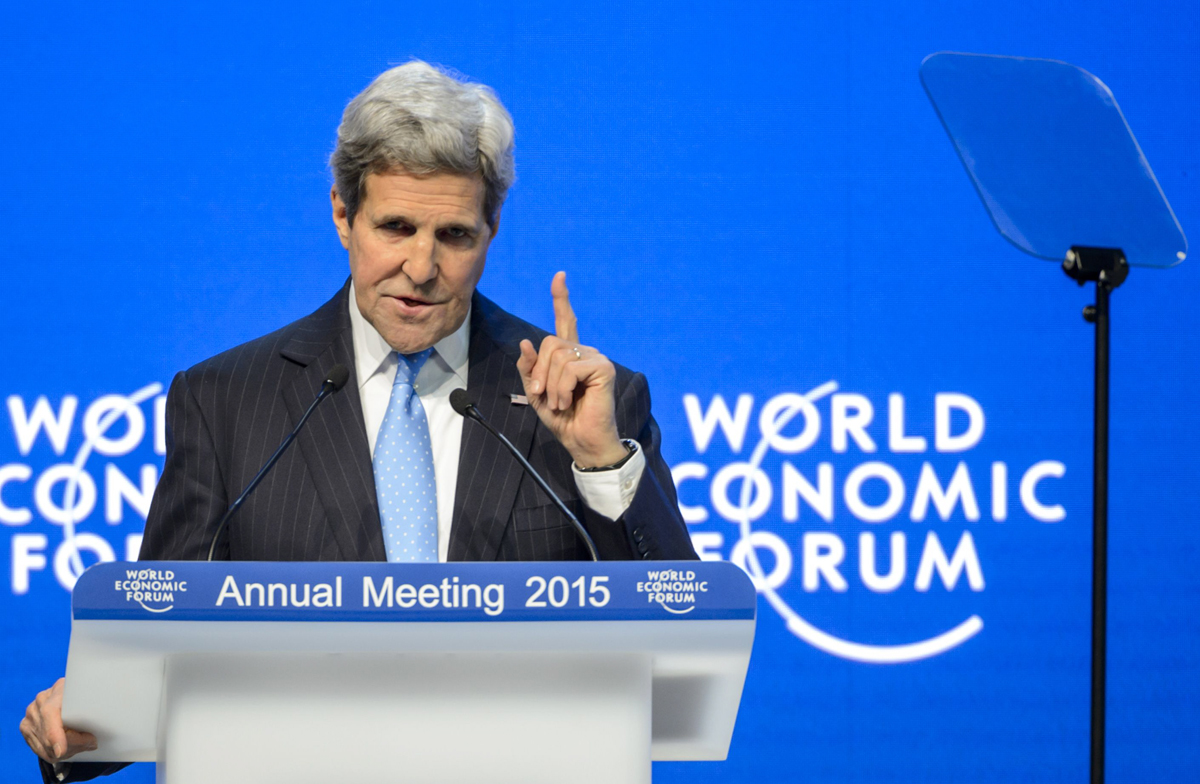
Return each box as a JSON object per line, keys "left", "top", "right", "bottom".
{"left": 658, "top": 602, "right": 696, "bottom": 615}
{"left": 136, "top": 601, "right": 173, "bottom": 613}
{"left": 772, "top": 587, "right": 983, "bottom": 663}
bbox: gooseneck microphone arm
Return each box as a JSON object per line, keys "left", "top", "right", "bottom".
{"left": 449, "top": 389, "right": 600, "bottom": 562}
{"left": 206, "top": 364, "right": 351, "bottom": 561}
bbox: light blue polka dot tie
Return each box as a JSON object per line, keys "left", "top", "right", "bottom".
{"left": 373, "top": 349, "right": 438, "bottom": 562}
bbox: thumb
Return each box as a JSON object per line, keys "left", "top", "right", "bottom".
{"left": 46, "top": 723, "right": 69, "bottom": 759}
{"left": 517, "top": 339, "right": 539, "bottom": 393}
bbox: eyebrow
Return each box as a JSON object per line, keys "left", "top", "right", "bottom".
{"left": 374, "top": 213, "right": 481, "bottom": 231}
{"left": 373, "top": 213, "right": 414, "bottom": 225}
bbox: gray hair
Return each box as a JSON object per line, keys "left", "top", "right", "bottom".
{"left": 330, "top": 60, "right": 515, "bottom": 228}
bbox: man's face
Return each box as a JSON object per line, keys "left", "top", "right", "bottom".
{"left": 332, "top": 169, "right": 496, "bottom": 354}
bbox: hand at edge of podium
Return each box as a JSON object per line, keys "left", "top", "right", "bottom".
{"left": 21, "top": 678, "right": 98, "bottom": 765}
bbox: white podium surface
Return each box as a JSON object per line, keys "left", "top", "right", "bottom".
{"left": 63, "top": 560, "right": 756, "bottom": 784}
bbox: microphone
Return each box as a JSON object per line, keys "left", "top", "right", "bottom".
{"left": 450, "top": 388, "right": 599, "bottom": 562}
{"left": 206, "top": 364, "right": 350, "bottom": 561}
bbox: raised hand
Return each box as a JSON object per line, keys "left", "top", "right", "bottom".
{"left": 20, "top": 678, "right": 97, "bottom": 764}
{"left": 516, "top": 272, "right": 628, "bottom": 468}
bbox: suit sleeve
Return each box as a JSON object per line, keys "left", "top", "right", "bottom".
{"left": 582, "top": 371, "right": 698, "bottom": 561}
{"left": 141, "top": 370, "right": 232, "bottom": 560}
{"left": 38, "top": 759, "right": 129, "bottom": 784}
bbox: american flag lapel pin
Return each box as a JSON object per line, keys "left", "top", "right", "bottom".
{"left": 509, "top": 393, "right": 529, "bottom": 405}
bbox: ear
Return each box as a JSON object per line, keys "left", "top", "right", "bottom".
{"left": 331, "top": 186, "right": 351, "bottom": 250}
{"left": 489, "top": 207, "right": 502, "bottom": 239}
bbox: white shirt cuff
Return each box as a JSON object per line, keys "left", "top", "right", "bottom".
{"left": 571, "top": 442, "right": 646, "bottom": 521}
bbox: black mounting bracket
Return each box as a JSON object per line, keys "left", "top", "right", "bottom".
{"left": 1063, "top": 246, "right": 1129, "bottom": 288}
{"left": 1064, "top": 246, "right": 1129, "bottom": 324}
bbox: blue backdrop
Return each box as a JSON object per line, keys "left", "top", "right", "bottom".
{"left": 2, "top": 2, "right": 1197, "bottom": 782}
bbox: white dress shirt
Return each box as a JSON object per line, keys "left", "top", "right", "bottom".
{"left": 348, "top": 284, "right": 644, "bottom": 561}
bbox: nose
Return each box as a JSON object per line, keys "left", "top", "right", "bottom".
{"left": 402, "top": 232, "right": 437, "bottom": 285}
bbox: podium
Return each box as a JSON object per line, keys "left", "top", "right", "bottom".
{"left": 61, "top": 560, "right": 756, "bottom": 784}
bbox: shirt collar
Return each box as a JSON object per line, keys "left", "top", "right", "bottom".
{"left": 348, "top": 281, "right": 471, "bottom": 389}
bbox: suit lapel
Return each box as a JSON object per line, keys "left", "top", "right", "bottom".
{"left": 280, "top": 283, "right": 386, "bottom": 562}
{"left": 448, "top": 296, "right": 540, "bottom": 561}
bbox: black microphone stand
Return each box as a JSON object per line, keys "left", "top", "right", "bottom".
{"left": 207, "top": 368, "right": 348, "bottom": 561}
{"left": 450, "top": 389, "right": 600, "bottom": 562}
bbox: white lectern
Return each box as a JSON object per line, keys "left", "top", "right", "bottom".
{"left": 62, "top": 560, "right": 756, "bottom": 784}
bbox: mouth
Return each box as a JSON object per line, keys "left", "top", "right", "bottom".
{"left": 387, "top": 294, "right": 441, "bottom": 315}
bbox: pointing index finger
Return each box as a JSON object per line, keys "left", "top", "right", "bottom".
{"left": 551, "top": 271, "right": 579, "bottom": 344}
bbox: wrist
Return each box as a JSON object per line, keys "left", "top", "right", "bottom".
{"left": 572, "top": 438, "right": 631, "bottom": 470}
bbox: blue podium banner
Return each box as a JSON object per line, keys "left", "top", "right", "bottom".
{"left": 72, "top": 561, "right": 756, "bottom": 624}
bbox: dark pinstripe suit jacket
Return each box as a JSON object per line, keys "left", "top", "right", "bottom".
{"left": 42, "top": 283, "right": 695, "bottom": 782}
{"left": 140, "top": 281, "right": 697, "bottom": 563}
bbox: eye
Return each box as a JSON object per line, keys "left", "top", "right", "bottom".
{"left": 439, "top": 226, "right": 474, "bottom": 243}
{"left": 380, "top": 220, "right": 414, "bottom": 236}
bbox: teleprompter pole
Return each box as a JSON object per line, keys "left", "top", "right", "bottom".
{"left": 1063, "top": 246, "right": 1127, "bottom": 784}
{"left": 1088, "top": 280, "right": 1110, "bottom": 784}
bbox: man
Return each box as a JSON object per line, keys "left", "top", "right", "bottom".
{"left": 21, "top": 60, "right": 695, "bottom": 780}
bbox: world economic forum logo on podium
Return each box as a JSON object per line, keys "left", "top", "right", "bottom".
{"left": 636, "top": 568, "right": 710, "bottom": 614}
{"left": 672, "top": 380, "right": 1067, "bottom": 664}
{"left": 114, "top": 567, "right": 187, "bottom": 613}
